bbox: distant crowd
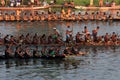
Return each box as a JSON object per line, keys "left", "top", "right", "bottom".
{"left": 0, "top": 0, "right": 118, "bottom": 7}
{"left": 0, "top": 0, "right": 56, "bottom": 7}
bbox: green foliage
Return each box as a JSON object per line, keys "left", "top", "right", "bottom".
{"left": 45, "top": 0, "right": 120, "bottom": 6}
{"left": 3, "top": 0, "right": 120, "bottom": 6}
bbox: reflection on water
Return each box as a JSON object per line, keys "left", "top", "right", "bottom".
{"left": 0, "top": 46, "right": 120, "bottom": 80}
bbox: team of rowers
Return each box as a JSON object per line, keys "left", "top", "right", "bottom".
{"left": 4, "top": 44, "right": 87, "bottom": 59}
{"left": 0, "top": 26, "right": 120, "bottom": 46}
{"left": 0, "top": 9, "right": 120, "bottom": 21}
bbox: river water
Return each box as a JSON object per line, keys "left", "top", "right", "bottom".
{"left": 0, "top": 21, "right": 120, "bottom": 80}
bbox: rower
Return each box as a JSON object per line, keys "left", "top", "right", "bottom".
{"left": 48, "top": 13, "right": 52, "bottom": 21}
{"left": 67, "top": 7, "right": 71, "bottom": 17}
{"left": 48, "top": 35, "right": 53, "bottom": 44}
{"left": 32, "top": 33, "right": 39, "bottom": 45}
{"left": 104, "top": 33, "right": 110, "bottom": 44}
{"left": 4, "top": 35, "right": 10, "bottom": 44}
{"left": 82, "top": 26, "right": 89, "bottom": 34}
{"left": 52, "top": 28, "right": 60, "bottom": 43}
{"left": 92, "top": 26, "right": 100, "bottom": 42}
{"left": 111, "top": 32, "right": 117, "bottom": 44}
{"left": 18, "top": 34, "right": 24, "bottom": 45}
{"left": 16, "top": 10, "right": 21, "bottom": 21}
{"left": 4, "top": 13, "right": 9, "bottom": 21}
{"left": 71, "top": 46, "right": 79, "bottom": 55}
{"left": 9, "top": 35, "right": 17, "bottom": 45}
{"left": 33, "top": 46, "right": 40, "bottom": 58}
{"left": 75, "top": 32, "right": 84, "bottom": 43}
{"left": 66, "top": 26, "right": 72, "bottom": 42}
{"left": 0, "top": 12, "right": 3, "bottom": 21}
{"left": 95, "top": 12, "right": 100, "bottom": 20}
{"left": 40, "top": 34, "right": 46, "bottom": 44}
{"left": 83, "top": 12, "right": 89, "bottom": 20}
{"left": 60, "top": 12, "right": 65, "bottom": 20}
{"left": 48, "top": 47, "right": 55, "bottom": 56}
{"left": 53, "top": 12, "right": 58, "bottom": 20}
{"left": 25, "top": 33, "right": 31, "bottom": 44}
{"left": 29, "top": 13, "right": 34, "bottom": 21}
{"left": 77, "top": 12, "right": 82, "bottom": 21}
{"left": 61, "top": 7, "right": 66, "bottom": 16}
{"left": 5, "top": 45, "right": 14, "bottom": 59}
{"left": 41, "top": 46, "right": 48, "bottom": 56}
{"left": 71, "top": 13, "right": 75, "bottom": 21}
{"left": 102, "top": 12, "right": 107, "bottom": 21}
{"left": 23, "top": 46, "right": 32, "bottom": 58}
{"left": 23, "top": 13, "right": 28, "bottom": 21}
{"left": 41, "top": 12, "right": 46, "bottom": 21}
{"left": 10, "top": 13, "right": 15, "bottom": 21}
{"left": 90, "top": 12, "right": 95, "bottom": 20}
{"left": 64, "top": 47, "right": 72, "bottom": 55}
{"left": 34, "top": 12, "right": 40, "bottom": 21}
{"left": 15, "top": 46, "right": 24, "bottom": 58}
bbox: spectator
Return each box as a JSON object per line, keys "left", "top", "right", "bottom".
{"left": 64, "top": 1, "right": 68, "bottom": 7}
{"left": 54, "top": 0, "right": 56, "bottom": 3}
{"left": 16, "top": 0, "right": 21, "bottom": 7}
{"left": 42, "top": 0, "right": 49, "bottom": 6}
{"left": 111, "top": 0, "right": 116, "bottom": 7}
{"left": 99, "top": 0, "right": 103, "bottom": 7}
{"left": 70, "top": 0, "right": 74, "bottom": 7}
{"left": 105, "top": 0, "right": 110, "bottom": 7}
{"left": 10, "top": 0, "right": 15, "bottom": 7}
{"left": 1, "top": 0, "right": 5, "bottom": 7}
{"left": 31, "top": 0, "right": 34, "bottom": 5}
{"left": 34, "top": 0, "right": 41, "bottom": 5}
{"left": 50, "top": 0, "right": 54, "bottom": 5}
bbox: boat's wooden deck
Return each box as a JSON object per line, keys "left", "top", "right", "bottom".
{"left": 0, "top": 5, "right": 120, "bottom": 11}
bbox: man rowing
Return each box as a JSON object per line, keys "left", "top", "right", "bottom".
{"left": 5, "top": 45, "right": 14, "bottom": 59}
{"left": 33, "top": 46, "right": 40, "bottom": 58}
{"left": 24, "top": 46, "right": 33, "bottom": 58}
{"left": 52, "top": 28, "right": 62, "bottom": 44}
{"left": 92, "top": 26, "right": 100, "bottom": 42}
{"left": 15, "top": 45, "right": 24, "bottom": 58}
{"left": 66, "top": 26, "right": 72, "bottom": 43}
{"left": 2, "top": 43, "right": 90, "bottom": 59}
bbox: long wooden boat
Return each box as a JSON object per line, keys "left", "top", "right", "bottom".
{"left": 0, "top": 5, "right": 120, "bottom": 11}
{"left": 0, "top": 54, "right": 87, "bottom": 60}
{"left": 0, "top": 41, "right": 120, "bottom": 47}
{"left": 75, "top": 6, "right": 120, "bottom": 10}
{"left": 0, "top": 55, "right": 66, "bottom": 60}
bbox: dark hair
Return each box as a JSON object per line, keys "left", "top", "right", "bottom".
{"left": 35, "top": 46, "right": 38, "bottom": 49}
{"left": 84, "top": 26, "right": 87, "bottom": 29}
{"left": 6, "top": 45, "right": 10, "bottom": 49}
{"left": 97, "top": 26, "right": 99, "bottom": 29}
